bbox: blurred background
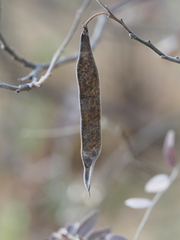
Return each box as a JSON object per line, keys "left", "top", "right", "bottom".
{"left": 0, "top": 0, "right": 180, "bottom": 239}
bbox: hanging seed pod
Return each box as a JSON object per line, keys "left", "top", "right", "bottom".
{"left": 76, "top": 25, "right": 101, "bottom": 194}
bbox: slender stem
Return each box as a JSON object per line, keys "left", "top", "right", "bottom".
{"left": 84, "top": 12, "right": 108, "bottom": 26}
{"left": 133, "top": 166, "right": 179, "bottom": 240}
{"left": 0, "top": 81, "right": 18, "bottom": 91}
{"left": 96, "top": 0, "right": 110, "bottom": 13}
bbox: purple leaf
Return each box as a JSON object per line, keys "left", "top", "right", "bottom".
{"left": 145, "top": 174, "right": 170, "bottom": 193}
{"left": 105, "top": 233, "right": 129, "bottom": 240}
{"left": 87, "top": 227, "right": 111, "bottom": 240}
{"left": 124, "top": 198, "right": 152, "bottom": 209}
{"left": 76, "top": 210, "right": 99, "bottom": 237}
{"left": 163, "top": 130, "right": 176, "bottom": 168}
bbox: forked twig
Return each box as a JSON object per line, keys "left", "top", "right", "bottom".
{"left": 34, "top": 0, "right": 91, "bottom": 88}
{"left": 31, "top": 0, "right": 138, "bottom": 88}
{"left": 0, "top": 0, "right": 92, "bottom": 92}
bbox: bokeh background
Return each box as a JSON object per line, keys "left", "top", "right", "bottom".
{"left": 0, "top": 0, "right": 180, "bottom": 239}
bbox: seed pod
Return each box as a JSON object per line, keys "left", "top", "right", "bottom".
{"left": 76, "top": 25, "right": 101, "bottom": 194}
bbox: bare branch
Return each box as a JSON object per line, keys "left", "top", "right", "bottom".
{"left": 18, "top": 0, "right": 139, "bottom": 87}
{"left": 0, "top": 0, "right": 92, "bottom": 91}
{"left": 0, "top": 33, "right": 37, "bottom": 68}
{"left": 0, "top": 1, "right": 91, "bottom": 70}
{"left": 50, "top": 0, "right": 141, "bottom": 66}
{"left": 0, "top": 81, "right": 18, "bottom": 91}
{"left": 96, "top": 0, "right": 180, "bottom": 64}
{"left": 20, "top": 116, "right": 120, "bottom": 139}
{"left": 0, "top": 0, "right": 142, "bottom": 92}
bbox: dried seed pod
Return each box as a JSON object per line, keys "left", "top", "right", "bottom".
{"left": 76, "top": 25, "right": 101, "bottom": 194}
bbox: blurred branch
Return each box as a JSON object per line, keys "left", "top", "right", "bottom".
{"left": 0, "top": 81, "right": 19, "bottom": 91}
{"left": 33, "top": 0, "right": 92, "bottom": 88}
{"left": 96, "top": 0, "right": 180, "bottom": 64}
{"left": 0, "top": 33, "right": 37, "bottom": 68}
{"left": 98, "top": 109, "right": 180, "bottom": 189}
{"left": 21, "top": 125, "right": 80, "bottom": 138}
{"left": 21, "top": 116, "right": 121, "bottom": 138}
{"left": 133, "top": 166, "right": 179, "bottom": 240}
{"left": 23, "top": 109, "right": 180, "bottom": 187}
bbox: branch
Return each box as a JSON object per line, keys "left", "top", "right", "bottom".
{"left": 0, "top": 0, "right": 141, "bottom": 92}
{"left": 26, "top": 0, "right": 142, "bottom": 83}
{"left": 0, "top": 81, "right": 19, "bottom": 91}
{"left": 0, "top": 0, "right": 92, "bottom": 92}
{"left": 96, "top": 0, "right": 180, "bottom": 64}
{"left": 0, "top": 33, "right": 37, "bottom": 68}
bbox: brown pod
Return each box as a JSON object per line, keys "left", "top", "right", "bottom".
{"left": 76, "top": 25, "right": 101, "bottom": 194}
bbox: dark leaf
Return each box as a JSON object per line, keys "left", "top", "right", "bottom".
{"left": 76, "top": 210, "right": 99, "bottom": 237}
{"left": 66, "top": 223, "right": 80, "bottom": 235}
{"left": 87, "top": 227, "right": 111, "bottom": 240}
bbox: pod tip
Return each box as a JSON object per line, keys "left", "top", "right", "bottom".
{"left": 88, "top": 189, "right": 91, "bottom": 199}
{"left": 84, "top": 177, "right": 91, "bottom": 196}
{"left": 83, "top": 166, "right": 92, "bottom": 197}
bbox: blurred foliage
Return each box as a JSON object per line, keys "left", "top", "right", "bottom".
{"left": 0, "top": 201, "right": 30, "bottom": 240}
{"left": 0, "top": 1, "right": 180, "bottom": 240}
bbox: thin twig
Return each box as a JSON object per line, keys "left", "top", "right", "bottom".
{"left": 96, "top": 0, "right": 180, "bottom": 64}
{"left": 21, "top": 125, "right": 80, "bottom": 138}
{"left": 122, "top": 128, "right": 134, "bottom": 156}
{"left": 0, "top": 81, "right": 19, "bottom": 91}
{"left": 0, "top": 33, "right": 37, "bottom": 68}
{"left": 84, "top": 12, "right": 108, "bottom": 25}
{"left": 33, "top": 0, "right": 91, "bottom": 88}
{"left": 0, "top": 0, "right": 91, "bottom": 91}
{"left": 133, "top": 166, "right": 179, "bottom": 240}
{"left": 20, "top": 115, "right": 120, "bottom": 139}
